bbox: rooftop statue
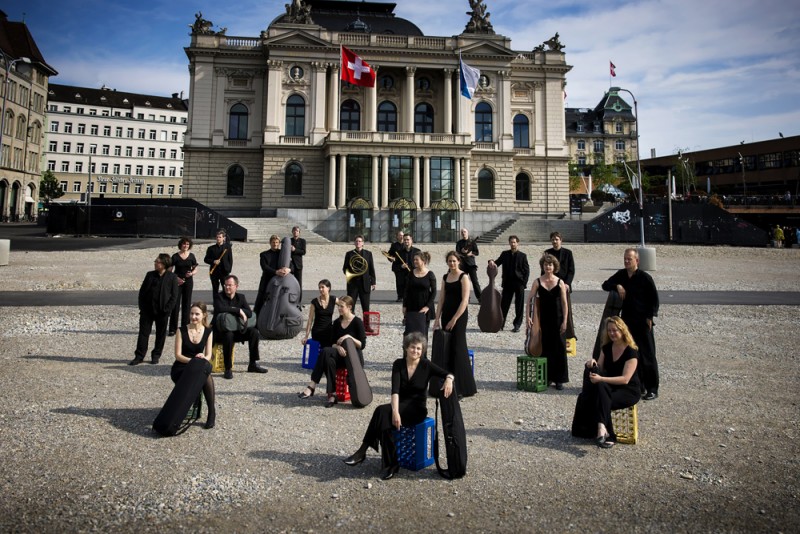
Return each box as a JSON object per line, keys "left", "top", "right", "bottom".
{"left": 543, "top": 32, "right": 565, "bottom": 52}
{"left": 464, "top": 0, "right": 495, "bottom": 35}
{"left": 190, "top": 12, "right": 214, "bottom": 35}
{"left": 285, "top": 0, "right": 314, "bottom": 25}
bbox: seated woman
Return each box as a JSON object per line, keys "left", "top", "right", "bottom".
{"left": 298, "top": 296, "right": 365, "bottom": 407}
{"left": 575, "top": 316, "right": 640, "bottom": 448}
{"left": 172, "top": 302, "right": 216, "bottom": 429}
{"left": 402, "top": 251, "right": 436, "bottom": 337}
{"left": 343, "top": 332, "right": 453, "bottom": 480}
{"left": 301, "top": 279, "right": 336, "bottom": 349}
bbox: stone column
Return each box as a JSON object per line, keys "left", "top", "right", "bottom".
{"left": 404, "top": 66, "right": 416, "bottom": 132}
{"left": 328, "top": 155, "right": 337, "bottom": 209}
{"left": 366, "top": 65, "right": 378, "bottom": 132}
{"left": 423, "top": 156, "right": 431, "bottom": 208}
{"left": 454, "top": 157, "right": 462, "bottom": 209}
{"left": 381, "top": 155, "right": 389, "bottom": 208}
{"left": 310, "top": 61, "right": 327, "bottom": 143}
{"left": 371, "top": 155, "right": 379, "bottom": 208}
{"left": 464, "top": 158, "right": 472, "bottom": 210}
{"left": 413, "top": 156, "right": 421, "bottom": 207}
{"left": 338, "top": 154, "right": 347, "bottom": 208}
{"left": 443, "top": 68, "right": 453, "bottom": 135}
{"left": 534, "top": 81, "right": 545, "bottom": 151}
{"left": 498, "top": 70, "right": 513, "bottom": 151}
{"left": 328, "top": 64, "right": 340, "bottom": 132}
{"left": 264, "top": 60, "right": 283, "bottom": 144}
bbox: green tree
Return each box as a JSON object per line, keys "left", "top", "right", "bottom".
{"left": 39, "top": 170, "right": 64, "bottom": 206}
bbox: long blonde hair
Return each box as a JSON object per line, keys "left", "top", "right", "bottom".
{"left": 601, "top": 316, "right": 638, "bottom": 350}
{"left": 190, "top": 301, "right": 211, "bottom": 328}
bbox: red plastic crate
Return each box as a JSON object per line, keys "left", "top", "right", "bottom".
{"left": 335, "top": 368, "right": 350, "bottom": 402}
{"left": 364, "top": 311, "right": 380, "bottom": 336}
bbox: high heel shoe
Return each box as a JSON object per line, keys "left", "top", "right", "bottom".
{"left": 325, "top": 394, "right": 338, "bottom": 408}
{"left": 380, "top": 465, "right": 400, "bottom": 480}
{"left": 595, "top": 434, "right": 614, "bottom": 449}
{"left": 204, "top": 411, "right": 216, "bottom": 429}
{"left": 343, "top": 449, "right": 366, "bottom": 466}
{"left": 297, "top": 386, "right": 315, "bottom": 399}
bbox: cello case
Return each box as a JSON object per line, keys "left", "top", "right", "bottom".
{"left": 257, "top": 237, "right": 304, "bottom": 339}
{"left": 342, "top": 338, "right": 372, "bottom": 408}
{"left": 591, "top": 290, "right": 623, "bottom": 360}
{"left": 477, "top": 262, "right": 504, "bottom": 333}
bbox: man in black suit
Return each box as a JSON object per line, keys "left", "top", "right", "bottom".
{"left": 213, "top": 275, "right": 267, "bottom": 379}
{"left": 544, "top": 231, "right": 575, "bottom": 338}
{"left": 204, "top": 229, "right": 233, "bottom": 294}
{"left": 489, "top": 235, "right": 530, "bottom": 332}
{"left": 387, "top": 230, "right": 404, "bottom": 301}
{"left": 343, "top": 235, "right": 376, "bottom": 313}
{"left": 456, "top": 227, "right": 481, "bottom": 300}
{"left": 395, "top": 234, "right": 419, "bottom": 301}
{"left": 290, "top": 226, "right": 306, "bottom": 301}
{"left": 130, "top": 253, "right": 180, "bottom": 365}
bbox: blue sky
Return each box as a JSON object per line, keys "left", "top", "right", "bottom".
{"left": 5, "top": 0, "right": 798, "bottom": 157}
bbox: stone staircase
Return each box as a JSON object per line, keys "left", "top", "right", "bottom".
{"left": 497, "top": 217, "right": 586, "bottom": 244}
{"left": 475, "top": 218, "right": 517, "bottom": 243}
{"left": 228, "top": 217, "right": 332, "bottom": 243}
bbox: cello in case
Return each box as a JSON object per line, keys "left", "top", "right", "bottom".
{"left": 257, "top": 237, "right": 304, "bottom": 339}
{"left": 342, "top": 337, "right": 372, "bottom": 408}
{"left": 477, "top": 261, "right": 503, "bottom": 333}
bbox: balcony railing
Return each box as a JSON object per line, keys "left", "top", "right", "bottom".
{"left": 474, "top": 142, "right": 498, "bottom": 151}
{"left": 327, "top": 131, "right": 471, "bottom": 146}
{"left": 280, "top": 136, "right": 309, "bottom": 145}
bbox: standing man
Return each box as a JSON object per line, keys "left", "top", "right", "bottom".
{"left": 130, "top": 253, "right": 180, "bottom": 365}
{"left": 388, "top": 230, "right": 405, "bottom": 301}
{"left": 254, "top": 235, "right": 289, "bottom": 315}
{"left": 456, "top": 227, "right": 482, "bottom": 300}
{"left": 204, "top": 229, "right": 233, "bottom": 295}
{"left": 343, "top": 235, "right": 376, "bottom": 313}
{"left": 395, "top": 234, "right": 419, "bottom": 300}
{"left": 213, "top": 275, "right": 267, "bottom": 379}
{"left": 290, "top": 226, "right": 306, "bottom": 301}
{"left": 544, "top": 231, "right": 575, "bottom": 337}
{"left": 601, "top": 248, "right": 660, "bottom": 400}
{"left": 489, "top": 235, "right": 530, "bottom": 333}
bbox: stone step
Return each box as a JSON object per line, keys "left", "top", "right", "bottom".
{"left": 228, "top": 217, "right": 332, "bottom": 244}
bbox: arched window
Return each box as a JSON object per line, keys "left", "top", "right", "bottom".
{"left": 478, "top": 168, "right": 494, "bottom": 199}
{"left": 414, "top": 103, "right": 433, "bottom": 133}
{"left": 286, "top": 95, "right": 305, "bottom": 136}
{"left": 377, "top": 101, "right": 397, "bottom": 132}
{"left": 515, "top": 173, "right": 531, "bottom": 201}
{"left": 340, "top": 99, "right": 361, "bottom": 131}
{"left": 16, "top": 115, "right": 26, "bottom": 140}
{"left": 227, "top": 164, "right": 244, "bottom": 197}
{"left": 513, "top": 114, "right": 529, "bottom": 148}
{"left": 228, "top": 103, "right": 248, "bottom": 140}
{"left": 3, "top": 110, "right": 14, "bottom": 136}
{"left": 475, "top": 102, "right": 492, "bottom": 142}
{"left": 284, "top": 162, "right": 302, "bottom": 196}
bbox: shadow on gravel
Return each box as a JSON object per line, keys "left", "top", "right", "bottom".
{"left": 248, "top": 449, "right": 444, "bottom": 482}
{"left": 68, "top": 330, "right": 137, "bottom": 335}
{"left": 23, "top": 354, "right": 122, "bottom": 365}
{"left": 471, "top": 427, "right": 589, "bottom": 458}
{"left": 52, "top": 406, "right": 160, "bottom": 437}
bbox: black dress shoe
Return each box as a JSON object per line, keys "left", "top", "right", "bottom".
{"left": 248, "top": 363, "right": 268, "bottom": 373}
{"left": 223, "top": 369, "right": 233, "bottom": 379}
{"left": 555, "top": 383, "right": 564, "bottom": 390}
{"left": 204, "top": 412, "right": 216, "bottom": 429}
{"left": 150, "top": 358, "right": 160, "bottom": 365}
{"left": 511, "top": 326, "right": 520, "bottom": 333}
{"left": 596, "top": 435, "right": 615, "bottom": 449}
{"left": 381, "top": 465, "right": 400, "bottom": 480}
{"left": 297, "top": 386, "right": 315, "bottom": 399}
{"left": 643, "top": 391, "right": 658, "bottom": 401}
{"left": 128, "top": 357, "right": 144, "bottom": 366}
{"left": 325, "top": 395, "right": 337, "bottom": 408}
{"left": 343, "top": 450, "right": 366, "bottom": 466}
{"left": 167, "top": 331, "right": 176, "bottom": 337}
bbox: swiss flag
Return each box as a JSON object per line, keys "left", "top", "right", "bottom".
{"left": 610, "top": 61, "right": 617, "bottom": 77}
{"left": 341, "top": 46, "right": 376, "bottom": 87}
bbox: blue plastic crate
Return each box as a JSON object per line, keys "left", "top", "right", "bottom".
{"left": 302, "top": 339, "right": 320, "bottom": 369}
{"left": 468, "top": 349, "right": 474, "bottom": 375}
{"left": 393, "top": 417, "right": 435, "bottom": 471}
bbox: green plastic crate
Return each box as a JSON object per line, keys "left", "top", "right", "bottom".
{"left": 516, "top": 356, "right": 548, "bottom": 392}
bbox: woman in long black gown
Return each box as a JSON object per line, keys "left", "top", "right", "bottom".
{"left": 403, "top": 251, "right": 436, "bottom": 337}
{"left": 527, "top": 253, "right": 569, "bottom": 390}
{"left": 301, "top": 279, "right": 336, "bottom": 348}
{"left": 169, "top": 237, "right": 199, "bottom": 335}
{"left": 172, "top": 302, "right": 216, "bottom": 429}
{"left": 433, "top": 251, "right": 477, "bottom": 397}
{"left": 343, "top": 332, "right": 453, "bottom": 480}
{"left": 298, "top": 296, "right": 365, "bottom": 407}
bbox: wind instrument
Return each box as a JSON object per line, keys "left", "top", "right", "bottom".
{"left": 396, "top": 251, "right": 411, "bottom": 271}
{"left": 209, "top": 248, "right": 228, "bottom": 275}
{"left": 381, "top": 249, "right": 395, "bottom": 261}
{"left": 345, "top": 252, "right": 369, "bottom": 284}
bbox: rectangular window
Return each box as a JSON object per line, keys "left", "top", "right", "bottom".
{"left": 148, "top": 114, "right": 155, "bottom": 121}
{"left": 146, "top": 184, "right": 153, "bottom": 194}
{"left": 76, "top": 107, "right": 84, "bottom": 114}
{"left": 59, "top": 181, "right": 68, "bottom": 191}
{"left": 111, "top": 183, "right": 118, "bottom": 193}
{"left": 113, "top": 164, "right": 120, "bottom": 174}
{"left": 160, "top": 130, "right": 167, "bottom": 141}
{"left": 179, "top": 185, "right": 183, "bottom": 194}
{"left": 75, "top": 162, "right": 83, "bottom": 173}
{"left": 171, "top": 132, "right": 178, "bottom": 141}
{"left": 125, "top": 146, "right": 132, "bottom": 157}
{"left": 76, "top": 143, "right": 84, "bottom": 154}
{"left": 48, "top": 141, "right": 57, "bottom": 151}
{"left": 157, "top": 184, "right": 164, "bottom": 195}
{"left": 127, "top": 128, "right": 134, "bottom": 138}
{"left": 61, "top": 162, "right": 70, "bottom": 172}
{"left": 124, "top": 164, "right": 131, "bottom": 174}
{"left": 147, "top": 166, "right": 154, "bottom": 176}
{"left": 48, "top": 160, "right": 56, "bottom": 170}
{"left": 168, "top": 185, "right": 175, "bottom": 195}
{"left": 64, "top": 123, "right": 73, "bottom": 133}
{"left": 89, "top": 144, "right": 97, "bottom": 155}
{"left": 50, "top": 121, "right": 59, "bottom": 132}
{"left": 148, "top": 148, "right": 155, "bottom": 158}
{"left": 102, "top": 145, "right": 110, "bottom": 155}
{"left": 615, "top": 140, "right": 625, "bottom": 150}
{"left": 101, "top": 110, "right": 109, "bottom": 116}
{"left": 124, "top": 183, "right": 130, "bottom": 194}
{"left": 137, "top": 147, "right": 144, "bottom": 157}
{"left": 89, "top": 109, "right": 97, "bottom": 115}
{"left": 114, "top": 146, "right": 121, "bottom": 156}
{"left": 159, "top": 149, "right": 166, "bottom": 158}
{"left": 63, "top": 106, "right": 71, "bottom": 113}
{"left": 137, "top": 113, "right": 144, "bottom": 120}
{"left": 615, "top": 122, "right": 623, "bottom": 133}
{"left": 99, "top": 182, "right": 107, "bottom": 193}
{"left": 169, "top": 167, "right": 176, "bottom": 177}
{"left": 759, "top": 152, "right": 782, "bottom": 170}
{"left": 72, "top": 181, "right": 82, "bottom": 192}
{"left": 170, "top": 117, "right": 177, "bottom": 123}
{"left": 62, "top": 142, "right": 71, "bottom": 153}
{"left": 135, "top": 165, "right": 143, "bottom": 175}
{"left": 134, "top": 183, "right": 142, "bottom": 194}
{"left": 90, "top": 125, "right": 98, "bottom": 135}
{"left": 170, "top": 149, "right": 177, "bottom": 159}
{"left": 103, "top": 126, "right": 111, "bottom": 136}
{"left": 149, "top": 130, "right": 157, "bottom": 140}
{"left": 429, "top": 157, "right": 454, "bottom": 202}
{"left": 115, "top": 127, "right": 123, "bottom": 137}
{"left": 387, "top": 156, "right": 412, "bottom": 199}
{"left": 138, "top": 129, "right": 145, "bottom": 139}
{"left": 593, "top": 140, "right": 604, "bottom": 153}
{"left": 77, "top": 123, "right": 86, "bottom": 134}
{"left": 157, "top": 166, "right": 165, "bottom": 176}
{"left": 101, "top": 163, "right": 109, "bottom": 173}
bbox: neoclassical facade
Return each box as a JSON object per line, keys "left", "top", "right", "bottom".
{"left": 183, "top": 0, "right": 572, "bottom": 240}
{"left": 1, "top": 11, "right": 57, "bottom": 221}
{"left": 565, "top": 89, "right": 638, "bottom": 168}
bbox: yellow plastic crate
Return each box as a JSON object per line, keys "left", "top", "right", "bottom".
{"left": 566, "top": 337, "right": 577, "bottom": 357}
{"left": 611, "top": 404, "right": 639, "bottom": 444}
{"left": 210, "top": 343, "right": 234, "bottom": 374}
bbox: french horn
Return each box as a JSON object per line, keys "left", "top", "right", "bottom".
{"left": 345, "top": 253, "right": 368, "bottom": 284}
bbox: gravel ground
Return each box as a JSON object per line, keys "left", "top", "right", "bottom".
{"left": 0, "top": 243, "right": 799, "bottom": 533}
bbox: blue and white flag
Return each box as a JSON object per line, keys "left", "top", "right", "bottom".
{"left": 459, "top": 53, "right": 480, "bottom": 99}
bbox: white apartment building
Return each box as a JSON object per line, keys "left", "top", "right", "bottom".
{"left": 45, "top": 84, "right": 188, "bottom": 202}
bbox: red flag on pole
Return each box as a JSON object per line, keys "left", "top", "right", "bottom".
{"left": 609, "top": 61, "right": 616, "bottom": 77}
{"left": 341, "top": 46, "right": 376, "bottom": 87}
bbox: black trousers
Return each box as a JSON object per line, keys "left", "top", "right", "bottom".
{"left": 135, "top": 311, "right": 169, "bottom": 361}
{"left": 464, "top": 266, "right": 482, "bottom": 300}
{"left": 500, "top": 284, "right": 525, "bottom": 329}
{"left": 347, "top": 283, "right": 371, "bottom": 313}
{"left": 169, "top": 279, "right": 194, "bottom": 332}
{"left": 209, "top": 274, "right": 225, "bottom": 295}
{"left": 626, "top": 320, "right": 659, "bottom": 394}
{"left": 580, "top": 368, "right": 639, "bottom": 439}
{"left": 216, "top": 327, "right": 260, "bottom": 369}
{"left": 394, "top": 270, "right": 406, "bottom": 299}
{"left": 310, "top": 347, "right": 346, "bottom": 395}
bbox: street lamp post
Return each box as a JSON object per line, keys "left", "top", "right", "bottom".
{"left": 0, "top": 52, "right": 31, "bottom": 165}
{"left": 610, "top": 86, "right": 656, "bottom": 269}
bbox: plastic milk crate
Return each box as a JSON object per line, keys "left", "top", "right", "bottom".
{"left": 302, "top": 339, "right": 320, "bottom": 369}
{"left": 364, "top": 311, "right": 380, "bottom": 336}
{"left": 516, "top": 356, "right": 548, "bottom": 392}
{"left": 184, "top": 394, "right": 203, "bottom": 422}
{"left": 335, "top": 368, "right": 351, "bottom": 402}
{"left": 211, "top": 344, "right": 234, "bottom": 374}
{"left": 468, "top": 349, "right": 474, "bottom": 375}
{"left": 393, "top": 417, "right": 435, "bottom": 471}
{"left": 611, "top": 404, "right": 639, "bottom": 445}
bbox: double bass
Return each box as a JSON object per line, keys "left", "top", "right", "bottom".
{"left": 477, "top": 262, "right": 503, "bottom": 333}
{"left": 257, "top": 237, "right": 304, "bottom": 339}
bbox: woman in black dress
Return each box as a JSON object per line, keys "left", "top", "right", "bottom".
{"left": 433, "top": 251, "right": 477, "bottom": 397}
{"left": 169, "top": 236, "right": 199, "bottom": 335}
{"left": 527, "top": 253, "right": 569, "bottom": 390}
{"left": 343, "top": 332, "right": 453, "bottom": 480}
{"left": 298, "top": 296, "right": 366, "bottom": 407}
{"left": 403, "top": 251, "right": 436, "bottom": 337}
{"left": 172, "top": 302, "right": 216, "bottom": 429}
{"left": 301, "top": 279, "right": 336, "bottom": 348}
{"left": 580, "top": 316, "right": 640, "bottom": 448}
